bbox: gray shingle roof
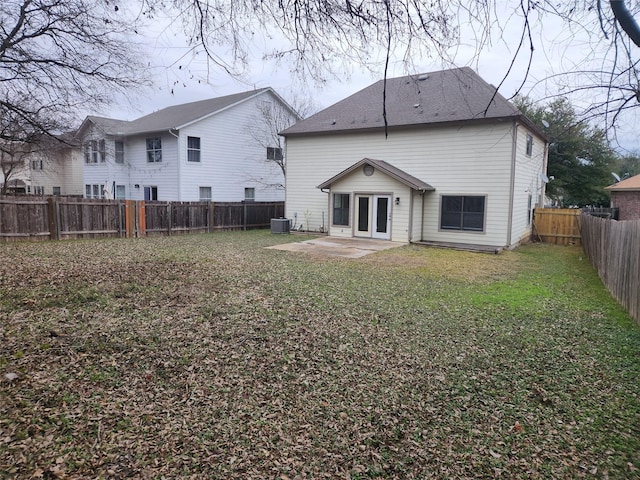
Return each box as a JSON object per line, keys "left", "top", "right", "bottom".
{"left": 83, "top": 89, "right": 271, "bottom": 136}
{"left": 124, "top": 89, "right": 270, "bottom": 134}
{"left": 282, "top": 67, "right": 529, "bottom": 136}
{"left": 317, "top": 158, "right": 434, "bottom": 191}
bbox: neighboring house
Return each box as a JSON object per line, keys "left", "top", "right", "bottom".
{"left": 1, "top": 133, "right": 83, "bottom": 196}
{"left": 76, "top": 88, "right": 299, "bottom": 202}
{"left": 281, "top": 67, "right": 548, "bottom": 250}
{"left": 606, "top": 174, "right": 640, "bottom": 220}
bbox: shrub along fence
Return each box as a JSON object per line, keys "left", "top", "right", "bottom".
{"left": 580, "top": 213, "right": 640, "bottom": 324}
{"left": 0, "top": 195, "right": 284, "bottom": 242}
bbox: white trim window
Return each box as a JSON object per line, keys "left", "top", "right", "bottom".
{"left": 526, "top": 134, "right": 533, "bottom": 156}
{"left": 98, "top": 139, "right": 106, "bottom": 162}
{"left": 187, "top": 136, "right": 201, "bottom": 162}
{"left": 267, "top": 147, "right": 283, "bottom": 161}
{"left": 85, "top": 184, "right": 103, "bottom": 199}
{"left": 84, "top": 140, "right": 99, "bottom": 164}
{"left": 199, "top": 186, "right": 212, "bottom": 201}
{"left": 244, "top": 187, "right": 255, "bottom": 202}
{"left": 115, "top": 185, "right": 126, "bottom": 200}
{"left": 146, "top": 137, "right": 162, "bottom": 163}
{"left": 144, "top": 186, "right": 158, "bottom": 201}
{"left": 115, "top": 140, "right": 125, "bottom": 164}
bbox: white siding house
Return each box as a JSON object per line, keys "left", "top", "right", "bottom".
{"left": 2, "top": 133, "right": 83, "bottom": 196}
{"left": 281, "top": 67, "right": 548, "bottom": 250}
{"left": 77, "top": 88, "right": 298, "bottom": 201}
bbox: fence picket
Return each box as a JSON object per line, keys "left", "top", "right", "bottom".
{"left": 581, "top": 213, "right": 640, "bottom": 325}
{"left": 0, "top": 196, "right": 285, "bottom": 242}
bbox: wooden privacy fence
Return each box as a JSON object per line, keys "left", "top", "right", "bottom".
{"left": 532, "top": 208, "right": 582, "bottom": 246}
{"left": 580, "top": 213, "right": 640, "bottom": 324}
{"left": 0, "top": 195, "right": 284, "bottom": 241}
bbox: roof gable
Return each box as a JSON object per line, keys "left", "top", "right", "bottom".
{"left": 77, "top": 88, "right": 296, "bottom": 138}
{"left": 282, "top": 67, "right": 536, "bottom": 136}
{"left": 317, "top": 158, "right": 434, "bottom": 191}
{"left": 125, "top": 89, "right": 271, "bottom": 134}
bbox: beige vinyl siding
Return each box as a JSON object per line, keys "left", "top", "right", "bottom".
{"left": 411, "top": 190, "right": 425, "bottom": 242}
{"left": 329, "top": 168, "right": 412, "bottom": 241}
{"left": 286, "top": 121, "right": 516, "bottom": 247}
{"left": 510, "top": 124, "right": 546, "bottom": 245}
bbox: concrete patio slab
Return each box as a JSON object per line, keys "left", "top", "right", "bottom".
{"left": 266, "top": 236, "right": 407, "bottom": 258}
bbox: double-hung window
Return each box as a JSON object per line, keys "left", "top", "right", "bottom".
{"left": 98, "top": 139, "right": 106, "bottom": 162}
{"left": 440, "top": 195, "right": 486, "bottom": 232}
{"left": 187, "top": 136, "right": 201, "bottom": 162}
{"left": 146, "top": 137, "right": 162, "bottom": 163}
{"left": 333, "top": 193, "right": 350, "bottom": 226}
{"left": 526, "top": 134, "right": 533, "bottom": 156}
{"left": 85, "top": 184, "right": 102, "bottom": 199}
{"left": 84, "top": 141, "right": 99, "bottom": 164}
{"left": 199, "top": 186, "right": 212, "bottom": 201}
{"left": 115, "top": 141, "right": 125, "bottom": 164}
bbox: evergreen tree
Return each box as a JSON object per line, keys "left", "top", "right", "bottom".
{"left": 515, "top": 97, "right": 617, "bottom": 207}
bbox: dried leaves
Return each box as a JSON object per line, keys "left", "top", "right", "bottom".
{"left": 0, "top": 233, "right": 639, "bottom": 478}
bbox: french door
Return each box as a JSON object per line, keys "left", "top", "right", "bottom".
{"left": 355, "top": 194, "right": 391, "bottom": 240}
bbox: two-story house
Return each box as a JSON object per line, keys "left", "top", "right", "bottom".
{"left": 281, "top": 67, "right": 548, "bottom": 250}
{"left": 77, "top": 88, "right": 299, "bottom": 201}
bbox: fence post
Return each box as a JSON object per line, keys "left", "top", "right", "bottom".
{"left": 47, "top": 197, "right": 59, "bottom": 240}
{"left": 138, "top": 201, "right": 146, "bottom": 237}
{"left": 243, "top": 201, "right": 247, "bottom": 231}
{"left": 117, "top": 202, "right": 124, "bottom": 238}
{"left": 167, "top": 202, "right": 172, "bottom": 236}
{"left": 125, "top": 200, "right": 134, "bottom": 238}
{"left": 207, "top": 202, "right": 215, "bottom": 233}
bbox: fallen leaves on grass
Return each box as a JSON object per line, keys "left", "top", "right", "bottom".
{"left": 0, "top": 233, "right": 638, "bottom": 479}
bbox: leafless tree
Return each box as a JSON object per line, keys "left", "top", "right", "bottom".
{"left": 245, "top": 95, "right": 312, "bottom": 190}
{"left": 0, "top": 0, "right": 149, "bottom": 142}
{"left": 145, "top": 1, "right": 639, "bottom": 141}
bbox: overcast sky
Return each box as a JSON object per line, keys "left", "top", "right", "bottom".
{"left": 102, "top": 4, "right": 639, "bottom": 152}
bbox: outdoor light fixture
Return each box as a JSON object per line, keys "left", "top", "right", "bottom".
{"left": 395, "top": 197, "right": 400, "bottom": 205}
{"left": 134, "top": 184, "right": 140, "bottom": 188}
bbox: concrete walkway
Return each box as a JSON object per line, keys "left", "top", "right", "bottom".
{"left": 266, "top": 236, "right": 407, "bottom": 258}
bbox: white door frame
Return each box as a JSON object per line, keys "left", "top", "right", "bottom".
{"left": 372, "top": 195, "right": 392, "bottom": 240}
{"left": 354, "top": 194, "right": 372, "bottom": 237}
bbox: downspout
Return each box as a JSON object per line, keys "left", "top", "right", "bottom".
{"left": 321, "top": 188, "right": 330, "bottom": 233}
{"left": 169, "top": 128, "right": 180, "bottom": 200}
{"left": 506, "top": 121, "right": 518, "bottom": 248}
{"left": 407, "top": 188, "right": 414, "bottom": 243}
{"left": 421, "top": 191, "right": 426, "bottom": 242}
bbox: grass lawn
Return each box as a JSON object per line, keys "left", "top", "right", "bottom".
{"left": 1, "top": 231, "right": 639, "bottom": 479}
